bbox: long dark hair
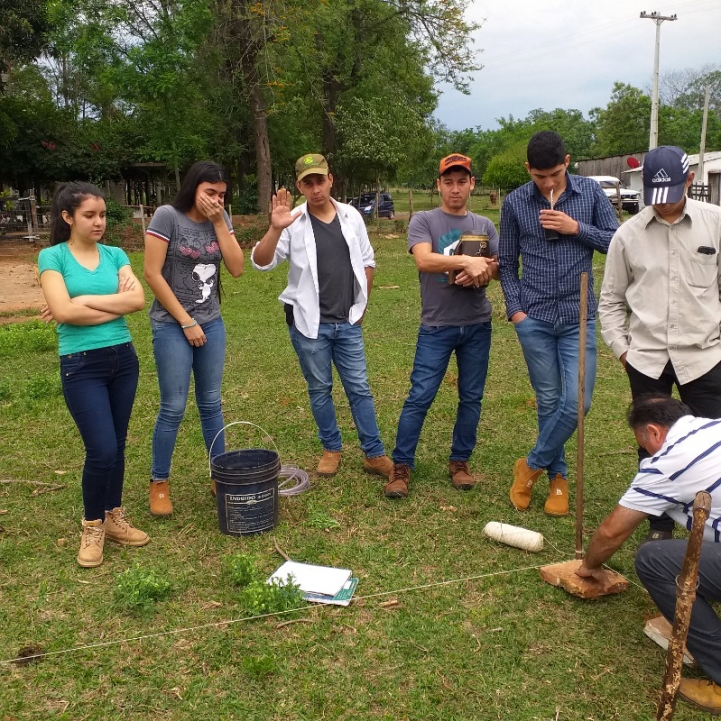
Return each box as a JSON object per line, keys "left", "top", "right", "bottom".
{"left": 173, "top": 161, "right": 229, "bottom": 213}
{"left": 49, "top": 182, "right": 105, "bottom": 245}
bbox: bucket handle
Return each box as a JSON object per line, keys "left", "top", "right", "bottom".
{"left": 208, "top": 421, "right": 280, "bottom": 478}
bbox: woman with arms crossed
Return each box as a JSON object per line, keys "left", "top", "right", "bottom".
{"left": 39, "top": 182, "right": 148, "bottom": 568}
{"left": 143, "top": 162, "right": 244, "bottom": 516}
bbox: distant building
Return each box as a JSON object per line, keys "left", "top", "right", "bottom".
{"left": 576, "top": 151, "right": 721, "bottom": 207}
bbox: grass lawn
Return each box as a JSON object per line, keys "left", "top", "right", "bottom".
{"left": 0, "top": 235, "right": 710, "bottom": 720}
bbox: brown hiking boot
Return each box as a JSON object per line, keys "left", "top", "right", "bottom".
{"left": 149, "top": 480, "right": 173, "bottom": 517}
{"left": 544, "top": 475, "right": 569, "bottom": 517}
{"left": 679, "top": 678, "right": 721, "bottom": 714}
{"left": 509, "top": 457, "right": 543, "bottom": 510}
{"left": 364, "top": 454, "right": 394, "bottom": 478}
{"left": 449, "top": 461, "right": 476, "bottom": 490}
{"left": 77, "top": 519, "right": 105, "bottom": 568}
{"left": 317, "top": 450, "right": 342, "bottom": 476}
{"left": 105, "top": 507, "right": 150, "bottom": 547}
{"left": 384, "top": 464, "right": 410, "bottom": 499}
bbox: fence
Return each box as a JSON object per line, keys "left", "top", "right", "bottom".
{"left": 689, "top": 183, "right": 710, "bottom": 202}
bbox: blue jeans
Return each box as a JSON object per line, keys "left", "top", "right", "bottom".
{"left": 151, "top": 318, "right": 226, "bottom": 480}
{"left": 393, "top": 322, "right": 492, "bottom": 468}
{"left": 289, "top": 322, "right": 385, "bottom": 457}
{"left": 636, "top": 541, "right": 721, "bottom": 684}
{"left": 60, "top": 343, "right": 139, "bottom": 521}
{"left": 514, "top": 316, "right": 596, "bottom": 479}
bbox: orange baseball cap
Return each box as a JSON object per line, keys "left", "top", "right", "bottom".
{"left": 439, "top": 153, "right": 472, "bottom": 176}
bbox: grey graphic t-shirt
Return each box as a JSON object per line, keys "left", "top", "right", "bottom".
{"left": 407, "top": 208, "right": 499, "bottom": 327}
{"left": 147, "top": 205, "right": 234, "bottom": 324}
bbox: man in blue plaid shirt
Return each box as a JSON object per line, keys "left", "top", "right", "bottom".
{"left": 500, "top": 131, "right": 618, "bottom": 516}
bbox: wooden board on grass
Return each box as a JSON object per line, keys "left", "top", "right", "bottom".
{"left": 644, "top": 615, "right": 696, "bottom": 666}
{"left": 539, "top": 559, "right": 629, "bottom": 599}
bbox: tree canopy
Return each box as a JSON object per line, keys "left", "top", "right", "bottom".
{"left": 1, "top": 10, "right": 720, "bottom": 202}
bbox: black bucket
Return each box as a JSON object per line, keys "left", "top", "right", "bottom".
{"left": 211, "top": 448, "right": 281, "bottom": 536}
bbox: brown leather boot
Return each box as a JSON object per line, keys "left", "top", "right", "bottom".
{"left": 105, "top": 507, "right": 150, "bottom": 546}
{"left": 449, "top": 461, "right": 476, "bottom": 490}
{"left": 77, "top": 519, "right": 105, "bottom": 568}
{"left": 679, "top": 678, "right": 721, "bottom": 714}
{"left": 544, "top": 475, "right": 569, "bottom": 517}
{"left": 149, "top": 480, "right": 173, "bottom": 517}
{"left": 363, "top": 454, "right": 394, "bottom": 478}
{"left": 384, "top": 464, "right": 410, "bottom": 499}
{"left": 317, "top": 450, "right": 342, "bottom": 476}
{"left": 509, "top": 457, "right": 543, "bottom": 510}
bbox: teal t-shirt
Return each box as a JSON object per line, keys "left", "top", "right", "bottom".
{"left": 38, "top": 243, "right": 133, "bottom": 355}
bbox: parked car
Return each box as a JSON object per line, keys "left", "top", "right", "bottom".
{"left": 349, "top": 192, "right": 395, "bottom": 219}
{"left": 589, "top": 176, "right": 640, "bottom": 215}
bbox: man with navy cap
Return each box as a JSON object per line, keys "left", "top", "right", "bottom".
{"left": 599, "top": 145, "right": 721, "bottom": 543}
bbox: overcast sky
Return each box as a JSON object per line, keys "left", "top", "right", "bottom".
{"left": 434, "top": 0, "right": 721, "bottom": 131}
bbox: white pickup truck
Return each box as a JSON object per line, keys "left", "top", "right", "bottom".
{"left": 589, "top": 176, "right": 641, "bottom": 215}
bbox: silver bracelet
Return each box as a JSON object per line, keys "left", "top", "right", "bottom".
{"left": 181, "top": 319, "right": 198, "bottom": 329}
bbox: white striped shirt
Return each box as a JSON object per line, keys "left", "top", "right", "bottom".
{"left": 619, "top": 415, "right": 721, "bottom": 542}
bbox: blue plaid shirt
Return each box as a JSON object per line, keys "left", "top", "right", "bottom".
{"left": 499, "top": 173, "right": 618, "bottom": 324}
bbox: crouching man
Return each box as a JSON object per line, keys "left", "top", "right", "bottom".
{"left": 578, "top": 396, "right": 721, "bottom": 714}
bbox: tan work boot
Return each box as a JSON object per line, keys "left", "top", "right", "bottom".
{"left": 363, "top": 454, "right": 394, "bottom": 478}
{"left": 317, "top": 450, "right": 342, "bottom": 476}
{"left": 105, "top": 507, "right": 150, "bottom": 547}
{"left": 449, "top": 461, "right": 476, "bottom": 491}
{"left": 509, "top": 457, "right": 543, "bottom": 510}
{"left": 544, "top": 475, "right": 569, "bottom": 517}
{"left": 149, "top": 480, "right": 173, "bottom": 517}
{"left": 77, "top": 519, "right": 105, "bottom": 568}
{"left": 679, "top": 678, "right": 721, "bottom": 714}
{"left": 384, "top": 464, "right": 411, "bottom": 499}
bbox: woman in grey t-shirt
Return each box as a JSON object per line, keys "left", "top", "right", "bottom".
{"left": 143, "top": 162, "right": 244, "bottom": 516}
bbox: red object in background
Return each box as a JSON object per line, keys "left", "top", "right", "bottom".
{"left": 627, "top": 156, "right": 641, "bottom": 168}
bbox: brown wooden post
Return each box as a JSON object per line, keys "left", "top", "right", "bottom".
{"left": 656, "top": 491, "right": 712, "bottom": 720}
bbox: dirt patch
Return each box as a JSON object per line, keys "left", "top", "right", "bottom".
{"left": 0, "top": 242, "right": 45, "bottom": 321}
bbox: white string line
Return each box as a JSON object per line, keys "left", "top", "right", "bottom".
{"left": 0, "top": 561, "right": 558, "bottom": 666}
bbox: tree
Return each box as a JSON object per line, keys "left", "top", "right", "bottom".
{"left": 0, "top": 0, "right": 52, "bottom": 92}
{"left": 482, "top": 143, "right": 528, "bottom": 191}
{"left": 591, "top": 83, "right": 651, "bottom": 156}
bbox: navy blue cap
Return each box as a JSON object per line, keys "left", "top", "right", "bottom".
{"left": 642, "top": 146, "right": 689, "bottom": 205}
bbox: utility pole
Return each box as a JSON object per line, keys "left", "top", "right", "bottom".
{"left": 640, "top": 11, "right": 677, "bottom": 150}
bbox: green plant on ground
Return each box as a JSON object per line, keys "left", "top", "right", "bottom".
{"left": 240, "top": 576, "right": 305, "bottom": 617}
{"left": 25, "top": 374, "right": 61, "bottom": 400}
{"left": 113, "top": 564, "right": 173, "bottom": 612}
{"left": 0, "top": 320, "right": 56, "bottom": 356}
{"left": 223, "top": 553, "right": 258, "bottom": 587}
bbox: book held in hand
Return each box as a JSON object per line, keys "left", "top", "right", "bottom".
{"left": 448, "top": 234, "right": 491, "bottom": 284}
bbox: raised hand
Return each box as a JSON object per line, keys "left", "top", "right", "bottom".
{"left": 271, "top": 188, "right": 302, "bottom": 230}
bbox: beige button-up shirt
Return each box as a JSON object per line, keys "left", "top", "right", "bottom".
{"left": 599, "top": 198, "right": 721, "bottom": 384}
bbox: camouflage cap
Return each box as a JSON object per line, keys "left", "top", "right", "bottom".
{"left": 295, "top": 154, "right": 329, "bottom": 181}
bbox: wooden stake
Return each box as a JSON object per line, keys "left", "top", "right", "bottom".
{"left": 575, "top": 272, "right": 588, "bottom": 559}
{"left": 656, "top": 491, "right": 712, "bottom": 720}
{"left": 539, "top": 272, "right": 628, "bottom": 599}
